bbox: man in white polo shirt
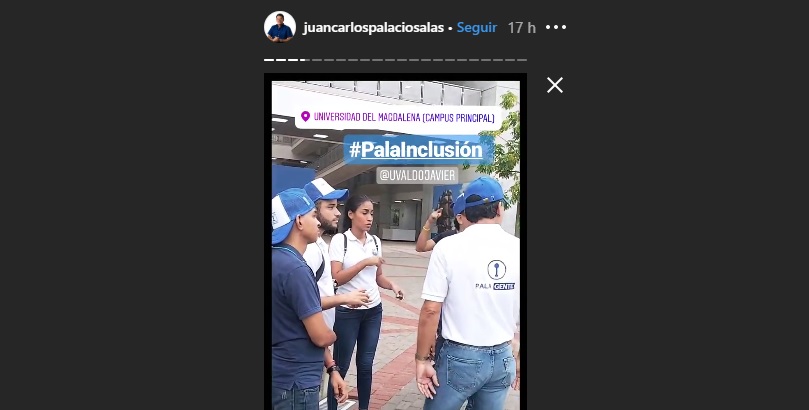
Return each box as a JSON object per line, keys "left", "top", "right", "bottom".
{"left": 417, "top": 194, "right": 471, "bottom": 364}
{"left": 414, "top": 176, "right": 520, "bottom": 409}
{"left": 302, "top": 178, "right": 371, "bottom": 404}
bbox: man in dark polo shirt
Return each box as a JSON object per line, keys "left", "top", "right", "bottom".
{"left": 267, "top": 13, "right": 294, "bottom": 43}
{"left": 271, "top": 188, "right": 338, "bottom": 410}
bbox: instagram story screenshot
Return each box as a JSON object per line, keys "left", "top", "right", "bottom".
{"left": 3, "top": 2, "right": 794, "bottom": 409}
{"left": 264, "top": 9, "right": 548, "bottom": 410}
{"left": 261, "top": 5, "right": 777, "bottom": 410}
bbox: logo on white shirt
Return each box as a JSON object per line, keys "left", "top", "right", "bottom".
{"left": 487, "top": 260, "right": 506, "bottom": 280}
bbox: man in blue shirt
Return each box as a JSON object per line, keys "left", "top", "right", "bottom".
{"left": 268, "top": 13, "right": 294, "bottom": 43}
{"left": 271, "top": 188, "right": 338, "bottom": 409}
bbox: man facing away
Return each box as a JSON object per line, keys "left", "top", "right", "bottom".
{"left": 414, "top": 176, "right": 521, "bottom": 410}
{"left": 415, "top": 193, "right": 471, "bottom": 363}
{"left": 302, "top": 178, "right": 371, "bottom": 403}
{"left": 271, "top": 188, "right": 336, "bottom": 410}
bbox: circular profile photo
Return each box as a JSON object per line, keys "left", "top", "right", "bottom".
{"left": 264, "top": 11, "right": 296, "bottom": 43}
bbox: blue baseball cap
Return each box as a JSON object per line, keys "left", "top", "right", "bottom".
{"left": 304, "top": 178, "right": 349, "bottom": 202}
{"left": 271, "top": 188, "right": 316, "bottom": 245}
{"left": 452, "top": 192, "right": 466, "bottom": 214}
{"left": 462, "top": 176, "right": 505, "bottom": 207}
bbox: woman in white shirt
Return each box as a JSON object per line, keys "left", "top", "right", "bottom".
{"left": 326, "top": 194, "right": 403, "bottom": 410}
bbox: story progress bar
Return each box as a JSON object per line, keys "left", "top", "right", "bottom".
{"left": 263, "top": 58, "right": 528, "bottom": 62}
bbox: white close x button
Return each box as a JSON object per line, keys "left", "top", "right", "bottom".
{"left": 547, "top": 77, "right": 563, "bottom": 93}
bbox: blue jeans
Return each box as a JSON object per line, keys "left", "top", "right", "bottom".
{"left": 272, "top": 386, "right": 320, "bottom": 410}
{"left": 424, "top": 339, "right": 516, "bottom": 410}
{"left": 328, "top": 304, "right": 383, "bottom": 410}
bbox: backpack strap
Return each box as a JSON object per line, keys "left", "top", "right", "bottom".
{"left": 314, "top": 254, "right": 326, "bottom": 282}
{"left": 371, "top": 235, "right": 379, "bottom": 255}
{"left": 343, "top": 233, "right": 348, "bottom": 262}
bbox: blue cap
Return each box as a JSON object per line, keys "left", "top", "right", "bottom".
{"left": 452, "top": 192, "right": 466, "bottom": 214}
{"left": 462, "top": 176, "right": 504, "bottom": 208}
{"left": 304, "top": 178, "right": 349, "bottom": 202}
{"left": 271, "top": 188, "right": 316, "bottom": 245}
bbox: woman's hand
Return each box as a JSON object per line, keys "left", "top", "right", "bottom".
{"left": 364, "top": 256, "right": 385, "bottom": 267}
{"left": 391, "top": 283, "right": 404, "bottom": 300}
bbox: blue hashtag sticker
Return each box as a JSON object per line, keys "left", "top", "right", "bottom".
{"left": 343, "top": 135, "right": 494, "bottom": 165}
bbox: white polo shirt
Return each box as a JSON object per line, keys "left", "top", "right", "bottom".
{"left": 421, "top": 223, "right": 520, "bottom": 346}
{"left": 328, "top": 230, "right": 382, "bottom": 309}
{"left": 302, "top": 236, "right": 336, "bottom": 329}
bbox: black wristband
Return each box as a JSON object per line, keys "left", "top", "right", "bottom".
{"left": 327, "top": 365, "right": 340, "bottom": 374}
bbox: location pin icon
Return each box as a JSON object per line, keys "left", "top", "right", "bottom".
{"left": 301, "top": 111, "right": 310, "bottom": 122}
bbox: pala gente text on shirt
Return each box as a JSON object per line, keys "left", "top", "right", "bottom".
{"left": 301, "top": 22, "right": 445, "bottom": 35}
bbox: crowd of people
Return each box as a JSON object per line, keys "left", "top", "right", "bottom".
{"left": 271, "top": 176, "right": 520, "bottom": 410}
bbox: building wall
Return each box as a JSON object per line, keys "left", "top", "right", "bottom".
{"left": 270, "top": 140, "right": 317, "bottom": 162}
{"left": 271, "top": 80, "right": 522, "bottom": 237}
{"left": 270, "top": 165, "right": 316, "bottom": 197}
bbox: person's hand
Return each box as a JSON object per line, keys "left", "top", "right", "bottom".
{"left": 343, "top": 289, "right": 370, "bottom": 307}
{"left": 271, "top": 37, "right": 280, "bottom": 42}
{"left": 429, "top": 208, "right": 442, "bottom": 221}
{"left": 415, "top": 361, "right": 439, "bottom": 399}
{"left": 512, "top": 355, "right": 520, "bottom": 390}
{"left": 391, "top": 283, "right": 404, "bottom": 300}
{"left": 330, "top": 372, "right": 349, "bottom": 403}
{"left": 364, "top": 256, "right": 385, "bottom": 267}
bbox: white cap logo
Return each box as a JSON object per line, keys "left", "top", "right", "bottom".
{"left": 271, "top": 195, "right": 291, "bottom": 229}
{"left": 311, "top": 178, "right": 334, "bottom": 196}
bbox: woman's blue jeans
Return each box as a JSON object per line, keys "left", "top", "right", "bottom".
{"left": 327, "top": 304, "right": 383, "bottom": 410}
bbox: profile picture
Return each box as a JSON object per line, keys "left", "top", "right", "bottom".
{"left": 264, "top": 11, "right": 296, "bottom": 43}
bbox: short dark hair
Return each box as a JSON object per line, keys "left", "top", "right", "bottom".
{"left": 453, "top": 217, "right": 460, "bottom": 230}
{"left": 276, "top": 13, "right": 284, "bottom": 19}
{"left": 463, "top": 194, "right": 500, "bottom": 223}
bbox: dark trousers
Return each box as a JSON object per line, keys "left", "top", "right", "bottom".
{"left": 327, "top": 304, "right": 383, "bottom": 410}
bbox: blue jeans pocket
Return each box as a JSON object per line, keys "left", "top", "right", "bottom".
{"left": 271, "top": 386, "right": 320, "bottom": 410}
{"left": 302, "top": 386, "right": 320, "bottom": 409}
{"left": 447, "top": 354, "right": 482, "bottom": 394}
{"left": 271, "top": 387, "right": 289, "bottom": 409}
{"left": 500, "top": 356, "right": 517, "bottom": 388}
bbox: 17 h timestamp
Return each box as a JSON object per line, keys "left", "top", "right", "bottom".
{"left": 508, "top": 22, "right": 537, "bottom": 33}
{"left": 509, "top": 22, "right": 566, "bottom": 32}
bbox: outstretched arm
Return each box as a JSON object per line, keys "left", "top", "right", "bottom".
{"left": 416, "top": 209, "right": 442, "bottom": 252}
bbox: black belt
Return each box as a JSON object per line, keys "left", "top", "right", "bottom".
{"left": 444, "top": 339, "right": 510, "bottom": 349}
